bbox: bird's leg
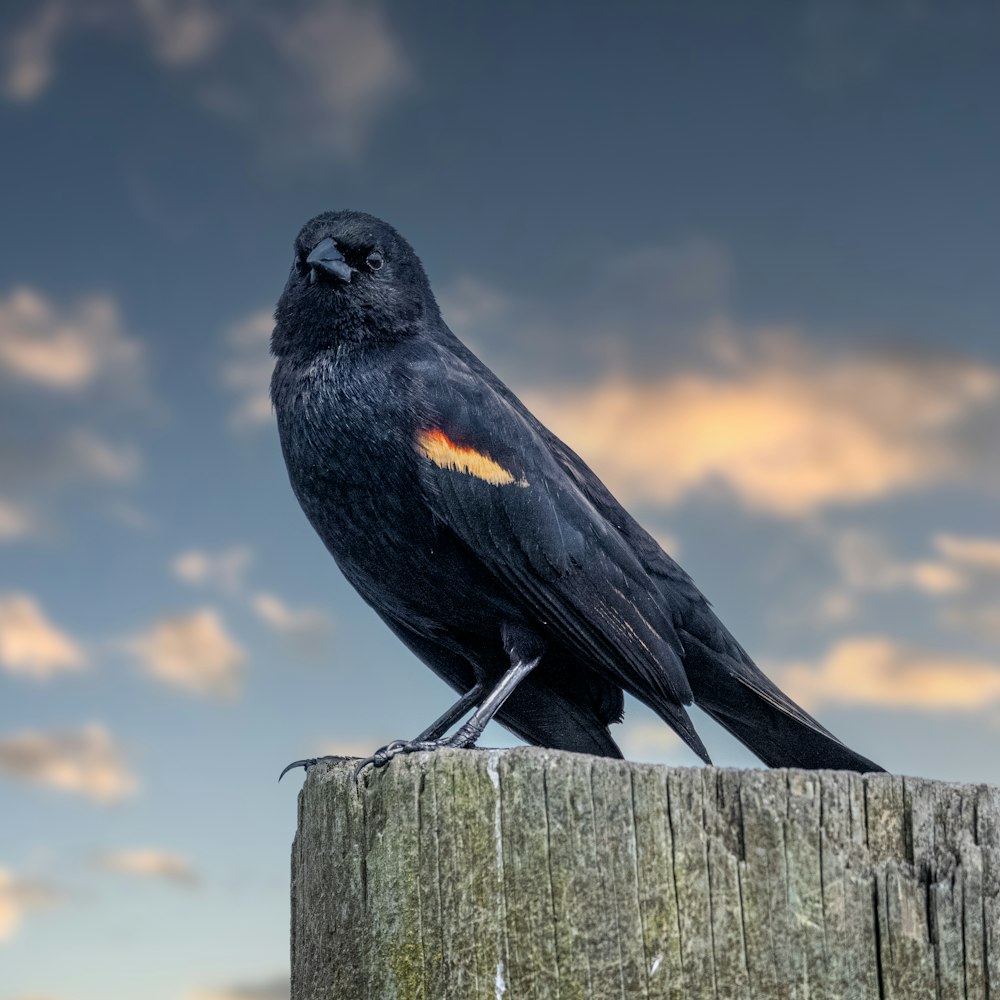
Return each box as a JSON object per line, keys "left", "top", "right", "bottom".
{"left": 355, "top": 655, "right": 541, "bottom": 776}
{"left": 414, "top": 683, "right": 485, "bottom": 742}
{"left": 279, "top": 686, "right": 485, "bottom": 781}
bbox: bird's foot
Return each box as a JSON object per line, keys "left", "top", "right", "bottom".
{"left": 278, "top": 754, "right": 353, "bottom": 782}
{"left": 353, "top": 723, "right": 480, "bottom": 780}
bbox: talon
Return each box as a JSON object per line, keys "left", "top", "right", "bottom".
{"left": 353, "top": 756, "right": 377, "bottom": 782}
{"left": 278, "top": 757, "right": 317, "bottom": 782}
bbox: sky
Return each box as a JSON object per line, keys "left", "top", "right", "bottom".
{"left": 1, "top": 1, "right": 1000, "bottom": 998}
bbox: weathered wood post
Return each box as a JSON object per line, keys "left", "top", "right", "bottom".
{"left": 291, "top": 747, "right": 999, "bottom": 999}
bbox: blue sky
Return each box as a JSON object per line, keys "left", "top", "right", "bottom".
{"left": 2, "top": 2, "right": 1000, "bottom": 998}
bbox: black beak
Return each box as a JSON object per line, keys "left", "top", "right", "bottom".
{"left": 307, "top": 237, "right": 353, "bottom": 284}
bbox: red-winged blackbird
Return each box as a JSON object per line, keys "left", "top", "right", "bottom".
{"left": 273, "top": 211, "right": 883, "bottom": 777}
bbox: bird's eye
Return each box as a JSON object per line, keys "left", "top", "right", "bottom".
{"left": 366, "top": 251, "right": 384, "bottom": 271}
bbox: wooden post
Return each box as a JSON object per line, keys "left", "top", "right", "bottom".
{"left": 290, "top": 747, "right": 999, "bottom": 999}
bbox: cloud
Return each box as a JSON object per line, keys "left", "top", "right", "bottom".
{"left": 252, "top": 1, "right": 410, "bottom": 157}
{"left": 933, "top": 534, "right": 1000, "bottom": 571}
{"left": 172, "top": 546, "right": 253, "bottom": 594}
{"left": 777, "top": 636, "right": 1000, "bottom": 711}
{"left": 0, "top": 723, "right": 138, "bottom": 803}
{"left": 3, "top": 1, "right": 410, "bottom": 159}
{"left": 1, "top": 2, "right": 67, "bottom": 101}
{"left": 441, "top": 240, "right": 734, "bottom": 380}
{"left": 251, "top": 592, "right": 330, "bottom": 648}
{"left": 0, "top": 288, "right": 143, "bottom": 392}
{"left": 524, "top": 333, "right": 999, "bottom": 516}
{"left": 67, "top": 429, "right": 141, "bottom": 483}
{"left": 0, "top": 867, "right": 63, "bottom": 942}
{"left": 96, "top": 848, "right": 198, "bottom": 886}
{"left": 819, "top": 530, "right": 1000, "bottom": 638}
{"left": 135, "top": 0, "right": 222, "bottom": 65}
{"left": 0, "top": 287, "right": 148, "bottom": 529}
{"left": 186, "top": 976, "right": 288, "bottom": 1000}
{"left": 831, "top": 529, "right": 965, "bottom": 597}
{"left": 0, "top": 499, "right": 39, "bottom": 542}
{"left": 127, "top": 608, "right": 244, "bottom": 697}
{"left": 223, "top": 309, "right": 273, "bottom": 428}
{"left": 0, "top": 593, "right": 86, "bottom": 680}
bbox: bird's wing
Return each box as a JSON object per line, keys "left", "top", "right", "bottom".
{"left": 410, "top": 356, "right": 708, "bottom": 760}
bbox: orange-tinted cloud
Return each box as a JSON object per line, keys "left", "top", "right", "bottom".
{"left": 127, "top": 608, "right": 244, "bottom": 698}
{"left": 97, "top": 849, "right": 198, "bottom": 886}
{"left": 0, "top": 867, "right": 62, "bottom": 942}
{"left": 777, "top": 636, "right": 1000, "bottom": 711}
{"left": 0, "top": 593, "right": 85, "bottom": 680}
{"left": 0, "top": 288, "right": 142, "bottom": 391}
{"left": 0, "top": 723, "right": 138, "bottom": 803}
{"left": 525, "top": 334, "right": 998, "bottom": 515}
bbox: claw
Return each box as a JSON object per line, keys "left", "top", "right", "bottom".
{"left": 278, "top": 758, "right": 317, "bottom": 782}
{"left": 279, "top": 754, "right": 358, "bottom": 782}
{"left": 353, "top": 728, "right": 481, "bottom": 782}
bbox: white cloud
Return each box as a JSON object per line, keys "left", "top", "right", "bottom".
{"left": 97, "top": 848, "right": 198, "bottom": 886}
{"left": 0, "top": 723, "right": 138, "bottom": 803}
{"left": 0, "top": 593, "right": 86, "bottom": 680}
{"left": 172, "top": 546, "right": 253, "bottom": 593}
{"left": 223, "top": 309, "right": 273, "bottom": 428}
{"left": 525, "top": 333, "right": 998, "bottom": 516}
{"left": 777, "top": 636, "right": 1000, "bottom": 711}
{"left": 0, "top": 867, "right": 62, "bottom": 942}
{"left": 127, "top": 608, "right": 245, "bottom": 698}
{"left": 0, "top": 499, "right": 39, "bottom": 542}
{"left": 251, "top": 592, "right": 330, "bottom": 648}
{"left": 0, "top": 288, "right": 142, "bottom": 392}
{"left": 186, "top": 976, "right": 288, "bottom": 1000}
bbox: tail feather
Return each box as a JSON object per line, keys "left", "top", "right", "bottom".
{"left": 680, "top": 630, "right": 884, "bottom": 773}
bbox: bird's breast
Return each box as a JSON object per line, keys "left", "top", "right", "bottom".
{"left": 274, "top": 351, "right": 440, "bottom": 575}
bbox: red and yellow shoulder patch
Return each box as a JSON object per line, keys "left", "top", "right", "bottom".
{"left": 416, "top": 428, "right": 528, "bottom": 487}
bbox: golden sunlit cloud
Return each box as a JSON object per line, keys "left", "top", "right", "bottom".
{"left": 0, "top": 593, "right": 86, "bottom": 680}
{"left": 127, "top": 608, "right": 245, "bottom": 698}
{"left": 0, "top": 724, "right": 138, "bottom": 803}
{"left": 97, "top": 849, "right": 198, "bottom": 886}
{"left": 776, "top": 636, "right": 1000, "bottom": 711}
{"left": 172, "top": 546, "right": 254, "bottom": 594}
{"left": 0, "top": 868, "right": 62, "bottom": 943}
{"left": 525, "top": 334, "right": 998, "bottom": 516}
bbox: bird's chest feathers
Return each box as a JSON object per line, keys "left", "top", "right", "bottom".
{"left": 277, "top": 352, "right": 418, "bottom": 518}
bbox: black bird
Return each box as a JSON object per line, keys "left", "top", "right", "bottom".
{"left": 273, "top": 211, "right": 883, "bottom": 777}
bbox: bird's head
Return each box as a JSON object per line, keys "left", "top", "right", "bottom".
{"left": 272, "top": 210, "right": 438, "bottom": 356}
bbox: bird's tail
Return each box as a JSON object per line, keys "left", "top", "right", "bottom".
{"left": 679, "top": 627, "right": 884, "bottom": 773}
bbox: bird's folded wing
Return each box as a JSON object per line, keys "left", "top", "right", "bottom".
{"left": 411, "top": 364, "right": 692, "bottom": 709}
